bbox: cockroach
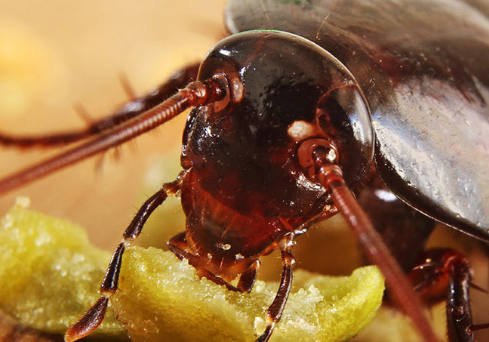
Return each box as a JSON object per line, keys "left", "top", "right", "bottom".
{"left": 0, "top": 0, "right": 488, "bottom": 341}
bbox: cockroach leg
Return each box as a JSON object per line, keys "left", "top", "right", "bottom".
{"left": 166, "top": 231, "right": 188, "bottom": 259}
{"left": 409, "top": 249, "right": 475, "bottom": 342}
{"left": 65, "top": 176, "right": 183, "bottom": 342}
{"left": 256, "top": 234, "right": 295, "bottom": 342}
{"left": 169, "top": 230, "right": 294, "bottom": 342}
{"left": 445, "top": 253, "right": 474, "bottom": 342}
{"left": 0, "top": 63, "right": 199, "bottom": 149}
{"left": 359, "top": 174, "right": 484, "bottom": 341}
{"left": 237, "top": 264, "right": 258, "bottom": 293}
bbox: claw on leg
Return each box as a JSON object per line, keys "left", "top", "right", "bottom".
{"left": 65, "top": 296, "right": 109, "bottom": 342}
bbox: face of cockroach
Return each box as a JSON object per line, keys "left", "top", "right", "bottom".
{"left": 1, "top": 1, "right": 489, "bottom": 341}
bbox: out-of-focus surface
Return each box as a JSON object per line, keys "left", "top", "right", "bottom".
{"left": 0, "top": 202, "right": 125, "bottom": 339}
{"left": 0, "top": 0, "right": 226, "bottom": 248}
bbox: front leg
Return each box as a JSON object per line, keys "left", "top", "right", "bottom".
{"left": 64, "top": 175, "right": 183, "bottom": 342}
{"left": 256, "top": 233, "right": 295, "bottom": 342}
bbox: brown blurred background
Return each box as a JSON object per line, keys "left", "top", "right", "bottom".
{"left": 0, "top": 0, "right": 226, "bottom": 249}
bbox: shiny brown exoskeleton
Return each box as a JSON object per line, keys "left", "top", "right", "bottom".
{"left": 0, "top": 30, "right": 439, "bottom": 342}
{"left": 0, "top": 1, "right": 488, "bottom": 340}
{"left": 173, "top": 31, "right": 372, "bottom": 286}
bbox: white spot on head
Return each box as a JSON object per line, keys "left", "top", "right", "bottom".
{"left": 287, "top": 120, "right": 314, "bottom": 141}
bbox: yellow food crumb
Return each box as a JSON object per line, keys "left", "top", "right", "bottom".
{"left": 111, "top": 247, "right": 384, "bottom": 342}
{"left": 0, "top": 206, "right": 385, "bottom": 341}
{"left": 0, "top": 206, "right": 125, "bottom": 338}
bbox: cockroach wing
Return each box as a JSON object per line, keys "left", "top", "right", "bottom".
{"left": 225, "top": 0, "right": 489, "bottom": 240}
